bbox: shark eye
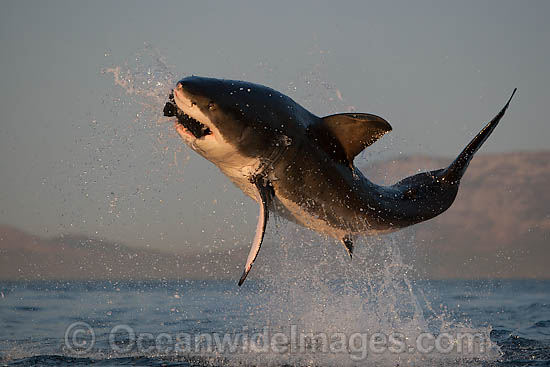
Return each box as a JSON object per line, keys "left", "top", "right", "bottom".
{"left": 208, "top": 102, "right": 216, "bottom": 110}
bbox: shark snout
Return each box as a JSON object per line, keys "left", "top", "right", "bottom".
{"left": 173, "top": 83, "right": 199, "bottom": 109}
{"left": 173, "top": 83, "right": 183, "bottom": 98}
{"left": 175, "top": 79, "right": 194, "bottom": 94}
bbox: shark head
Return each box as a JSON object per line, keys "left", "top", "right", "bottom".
{"left": 165, "top": 76, "right": 302, "bottom": 167}
{"left": 168, "top": 76, "right": 242, "bottom": 163}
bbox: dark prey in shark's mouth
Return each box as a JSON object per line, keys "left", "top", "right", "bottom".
{"left": 164, "top": 93, "right": 211, "bottom": 139}
{"left": 165, "top": 76, "right": 516, "bottom": 286}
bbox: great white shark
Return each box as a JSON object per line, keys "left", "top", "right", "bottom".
{"left": 163, "top": 76, "right": 515, "bottom": 285}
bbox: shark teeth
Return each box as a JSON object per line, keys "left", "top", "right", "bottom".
{"left": 177, "top": 110, "right": 212, "bottom": 138}
{"left": 164, "top": 98, "right": 212, "bottom": 139}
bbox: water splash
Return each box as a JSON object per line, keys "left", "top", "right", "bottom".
{"left": 100, "top": 44, "right": 181, "bottom": 160}
{"left": 81, "top": 46, "right": 191, "bottom": 233}
{"left": 224, "top": 223, "right": 501, "bottom": 366}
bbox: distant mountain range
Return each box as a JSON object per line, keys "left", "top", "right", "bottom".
{"left": 0, "top": 226, "right": 203, "bottom": 280}
{"left": 1, "top": 151, "right": 549, "bottom": 280}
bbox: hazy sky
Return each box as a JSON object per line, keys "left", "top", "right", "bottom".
{"left": 1, "top": 0, "right": 549, "bottom": 252}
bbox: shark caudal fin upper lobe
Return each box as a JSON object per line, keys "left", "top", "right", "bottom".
{"left": 389, "top": 89, "right": 516, "bottom": 228}
{"left": 442, "top": 89, "right": 516, "bottom": 183}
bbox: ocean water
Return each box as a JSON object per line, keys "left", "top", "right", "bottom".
{"left": 1, "top": 235, "right": 549, "bottom": 366}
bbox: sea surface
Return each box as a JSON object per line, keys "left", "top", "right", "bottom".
{"left": 1, "top": 277, "right": 549, "bottom": 366}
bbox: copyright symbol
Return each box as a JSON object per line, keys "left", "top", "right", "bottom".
{"left": 64, "top": 321, "right": 95, "bottom": 354}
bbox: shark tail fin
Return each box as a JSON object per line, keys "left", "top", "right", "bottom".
{"left": 443, "top": 88, "right": 516, "bottom": 183}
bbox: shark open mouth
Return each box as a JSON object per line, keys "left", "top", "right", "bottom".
{"left": 163, "top": 93, "right": 212, "bottom": 139}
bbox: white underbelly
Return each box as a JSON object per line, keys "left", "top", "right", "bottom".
{"left": 272, "top": 195, "right": 348, "bottom": 240}
{"left": 216, "top": 156, "right": 262, "bottom": 200}
{"left": 272, "top": 195, "right": 394, "bottom": 238}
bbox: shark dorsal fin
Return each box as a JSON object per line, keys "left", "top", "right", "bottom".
{"left": 309, "top": 113, "right": 392, "bottom": 167}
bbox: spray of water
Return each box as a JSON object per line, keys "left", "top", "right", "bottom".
{"left": 231, "top": 222, "right": 501, "bottom": 366}
{"left": 100, "top": 45, "right": 180, "bottom": 162}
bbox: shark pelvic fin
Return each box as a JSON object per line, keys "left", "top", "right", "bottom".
{"left": 238, "top": 179, "right": 273, "bottom": 286}
{"left": 309, "top": 113, "right": 392, "bottom": 168}
{"left": 341, "top": 235, "right": 354, "bottom": 259}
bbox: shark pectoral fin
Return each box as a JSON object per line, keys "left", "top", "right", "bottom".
{"left": 309, "top": 113, "right": 392, "bottom": 167}
{"left": 238, "top": 180, "right": 272, "bottom": 286}
{"left": 341, "top": 235, "right": 354, "bottom": 259}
